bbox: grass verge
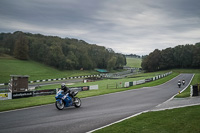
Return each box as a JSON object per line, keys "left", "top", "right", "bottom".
{"left": 94, "top": 105, "right": 200, "bottom": 133}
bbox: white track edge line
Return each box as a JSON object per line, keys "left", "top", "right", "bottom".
{"left": 86, "top": 110, "right": 149, "bottom": 133}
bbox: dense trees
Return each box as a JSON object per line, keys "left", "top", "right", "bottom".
{"left": 13, "top": 32, "right": 29, "bottom": 60}
{"left": 141, "top": 43, "right": 200, "bottom": 72}
{"left": 0, "top": 31, "right": 126, "bottom": 70}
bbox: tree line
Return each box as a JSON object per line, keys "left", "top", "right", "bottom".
{"left": 141, "top": 43, "right": 200, "bottom": 72}
{"left": 0, "top": 31, "right": 126, "bottom": 70}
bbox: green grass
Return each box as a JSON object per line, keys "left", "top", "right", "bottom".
{"left": 126, "top": 57, "right": 141, "bottom": 68}
{"left": 94, "top": 105, "right": 200, "bottom": 133}
{"left": 0, "top": 57, "right": 98, "bottom": 83}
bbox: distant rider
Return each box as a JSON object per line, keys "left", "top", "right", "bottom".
{"left": 182, "top": 80, "right": 185, "bottom": 85}
{"left": 178, "top": 80, "right": 181, "bottom": 88}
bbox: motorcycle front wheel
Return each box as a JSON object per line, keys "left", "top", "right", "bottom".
{"left": 55, "top": 100, "right": 64, "bottom": 110}
{"left": 74, "top": 98, "right": 81, "bottom": 108}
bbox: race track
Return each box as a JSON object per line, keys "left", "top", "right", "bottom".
{"left": 0, "top": 74, "right": 193, "bottom": 133}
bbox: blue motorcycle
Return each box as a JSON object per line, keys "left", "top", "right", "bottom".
{"left": 55, "top": 90, "right": 81, "bottom": 110}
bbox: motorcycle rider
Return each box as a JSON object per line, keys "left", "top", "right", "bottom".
{"left": 178, "top": 80, "right": 181, "bottom": 88}
{"left": 182, "top": 79, "right": 185, "bottom": 85}
{"left": 60, "top": 83, "right": 74, "bottom": 100}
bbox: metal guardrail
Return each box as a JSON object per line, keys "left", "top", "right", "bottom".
{"left": 0, "top": 74, "right": 100, "bottom": 86}
{"left": 106, "top": 71, "right": 172, "bottom": 89}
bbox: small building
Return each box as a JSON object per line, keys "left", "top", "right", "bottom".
{"left": 9, "top": 75, "right": 29, "bottom": 92}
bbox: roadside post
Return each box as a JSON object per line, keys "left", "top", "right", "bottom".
{"left": 191, "top": 84, "right": 199, "bottom": 96}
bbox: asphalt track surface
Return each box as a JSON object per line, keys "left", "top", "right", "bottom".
{"left": 0, "top": 74, "right": 193, "bottom": 133}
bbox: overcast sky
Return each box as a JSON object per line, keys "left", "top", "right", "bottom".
{"left": 0, "top": 0, "right": 200, "bottom": 55}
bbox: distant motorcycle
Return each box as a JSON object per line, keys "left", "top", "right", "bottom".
{"left": 55, "top": 90, "right": 81, "bottom": 110}
{"left": 182, "top": 80, "right": 185, "bottom": 85}
{"left": 178, "top": 82, "right": 181, "bottom": 88}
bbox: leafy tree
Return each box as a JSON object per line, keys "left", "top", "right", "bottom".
{"left": 66, "top": 51, "right": 79, "bottom": 69}
{"left": 13, "top": 33, "right": 29, "bottom": 60}
{"left": 107, "top": 56, "right": 117, "bottom": 70}
{"left": 146, "top": 49, "right": 161, "bottom": 72}
{"left": 141, "top": 55, "right": 148, "bottom": 70}
{"left": 116, "top": 54, "right": 126, "bottom": 68}
{"left": 160, "top": 48, "right": 174, "bottom": 70}
{"left": 192, "top": 43, "right": 200, "bottom": 68}
{"left": 79, "top": 53, "right": 93, "bottom": 70}
{"left": 181, "top": 44, "right": 193, "bottom": 68}
{"left": 46, "top": 44, "right": 66, "bottom": 69}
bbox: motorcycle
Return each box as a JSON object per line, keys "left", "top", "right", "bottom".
{"left": 182, "top": 80, "right": 185, "bottom": 85}
{"left": 55, "top": 90, "right": 81, "bottom": 110}
{"left": 178, "top": 82, "right": 181, "bottom": 88}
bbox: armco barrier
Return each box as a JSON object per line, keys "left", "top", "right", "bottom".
{"left": 123, "top": 71, "right": 172, "bottom": 89}
{"left": 0, "top": 74, "right": 100, "bottom": 86}
{"left": 90, "top": 85, "right": 98, "bottom": 90}
{"left": 136, "top": 80, "right": 145, "bottom": 85}
{"left": 145, "top": 78, "right": 153, "bottom": 82}
{"left": 124, "top": 82, "right": 129, "bottom": 88}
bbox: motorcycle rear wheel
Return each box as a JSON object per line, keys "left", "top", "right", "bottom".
{"left": 55, "top": 100, "right": 64, "bottom": 110}
{"left": 74, "top": 98, "right": 81, "bottom": 108}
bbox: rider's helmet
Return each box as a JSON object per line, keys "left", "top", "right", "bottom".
{"left": 61, "top": 83, "right": 66, "bottom": 89}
